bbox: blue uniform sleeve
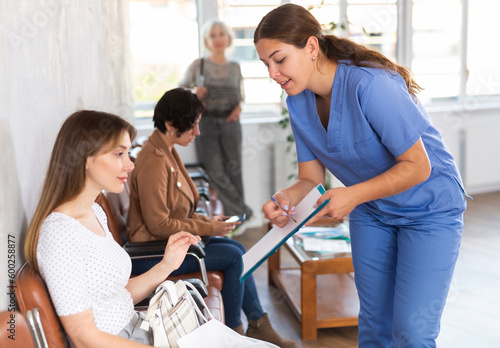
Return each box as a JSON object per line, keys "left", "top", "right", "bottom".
{"left": 290, "top": 114, "right": 317, "bottom": 163}
{"left": 287, "top": 93, "right": 318, "bottom": 163}
{"left": 360, "top": 74, "right": 431, "bottom": 158}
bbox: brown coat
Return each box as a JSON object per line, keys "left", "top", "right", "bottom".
{"left": 126, "top": 130, "right": 215, "bottom": 242}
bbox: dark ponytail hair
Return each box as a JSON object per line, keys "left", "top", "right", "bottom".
{"left": 254, "top": 3, "right": 422, "bottom": 99}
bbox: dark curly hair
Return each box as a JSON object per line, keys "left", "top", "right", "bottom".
{"left": 153, "top": 88, "right": 205, "bottom": 136}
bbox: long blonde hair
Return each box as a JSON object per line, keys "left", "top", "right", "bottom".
{"left": 254, "top": 3, "right": 422, "bottom": 100}
{"left": 24, "top": 110, "right": 136, "bottom": 271}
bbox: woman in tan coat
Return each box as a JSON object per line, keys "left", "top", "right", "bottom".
{"left": 127, "top": 88, "right": 296, "bottom": 348}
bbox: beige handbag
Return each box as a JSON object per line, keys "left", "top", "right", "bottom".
{"left": 140, "top": 280, "right": 210, "bottom": 348}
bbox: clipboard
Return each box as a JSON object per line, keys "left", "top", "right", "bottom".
{"left": 240, "top": 184, "right": 328, "bottom": 282}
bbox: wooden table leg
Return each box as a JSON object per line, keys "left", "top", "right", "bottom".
{"left": 268, "top": 247, "right": 280, "bottom": 286}
{"left": 301, "top": 261, "right": 317, "bottom": 340}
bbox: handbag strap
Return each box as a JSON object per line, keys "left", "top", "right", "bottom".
{"left": 166, "top": 280, "right": 181, "bottom": 304}
{"left": 183, "top": 281, "right": 214, "bottom": 322}
{"left": 140, "top": 280, "right": 214, "bottom": 331}
{"left": 140, "top": 287, "right": 165, "bottom": 331}
{"left": 140, "top": 280, "right": 178, "bottom": 331}
{"left": 200, "top": 58, "right": 204, "bottom": 78}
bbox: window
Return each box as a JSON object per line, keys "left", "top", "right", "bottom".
{"left": 346, "top": 1, "right": 398, "bottom": 62}
{"left": 129, "top": 0, "right": 199, "bottom": 120}
{"left": 466, "top": 0, "right": 500, "bottom": 99}
{"left": 411, "top": 0, "right": 462, "bottom": 102}
{"left": 409, "top": 0, "right": 500, "bottom": 105}
{"left": 217, "top": 0, "right": 500, "bottom": 111}
{"left": 130, "top": 0, "right": 500, "bottom": 122}
{"left": 218, "top": 1, "right": 282, "bottom": 113}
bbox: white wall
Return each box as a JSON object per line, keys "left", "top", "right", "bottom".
{"left": 429, "top": 106, "right": 500, "bottom": 194}
{"left": 0, "top": 0, "right": 132, "bottom": 311}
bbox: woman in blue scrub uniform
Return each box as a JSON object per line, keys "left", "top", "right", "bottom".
{"left": 255, "top": 4, "right": 468, "bottom": 347}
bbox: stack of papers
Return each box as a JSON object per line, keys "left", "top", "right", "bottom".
{"left": 295, "top": 224, "right": 350, "bottom": 239}
{"left": 296, "top": 223, "right": 351, "bottom": 253}
{"left": 302, "top": 238, "right": 350, "bottom": 253}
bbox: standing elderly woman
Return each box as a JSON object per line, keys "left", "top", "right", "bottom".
{"left": 180, "top": 18, "right": 253, "bottom": 229}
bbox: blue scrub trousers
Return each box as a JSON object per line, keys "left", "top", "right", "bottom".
{"left": 349, "top": 210, "right": 463, "bottom": 347}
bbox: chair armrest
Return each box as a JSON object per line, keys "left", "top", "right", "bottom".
{"left": 184, "top": 162, "right": 204, "bottom": 169}
{"left": 185, "top": 241, "right": 209, "bottom": 286}
{"left": 124, "top": 241, "right": 167, "bottom": 259}
{"left": 187, "top": 241, "right": 206, "bottom": 258}
{"left": 125, "top": 240, "right": 210, "bottom": 286}
{"left": 125, "top": 240, "right": 206, "bottom": 259}
{"left": 196, "top": 186, "right": 211, "bottom": 201}
{"left": 189, "top": 171, "right": 211, "bottom": 183}
{"left": 185, "top": 163, "right": 211, "bottom": 184}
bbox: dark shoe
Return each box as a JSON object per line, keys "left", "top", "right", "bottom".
{"left": 246, "top": 314, "right": 297, "bottom": 348}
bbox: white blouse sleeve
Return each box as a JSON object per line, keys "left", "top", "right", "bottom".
{"left": 37, "top": 215, "right": 92, "bottom": 316}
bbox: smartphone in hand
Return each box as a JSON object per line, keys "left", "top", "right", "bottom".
{"left": 225, "top": 213, "right": 246, "bottom": 223}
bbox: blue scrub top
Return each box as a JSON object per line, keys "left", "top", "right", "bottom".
{"left": 287, "top": 63, "right": 467, "bottom": 224}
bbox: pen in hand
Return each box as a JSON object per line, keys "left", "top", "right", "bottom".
{"left": 270, "top": 197, "right": 297, "bottom": 223}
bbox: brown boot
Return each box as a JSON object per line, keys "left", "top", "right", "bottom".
{"left": 246, "top": 314, "right": 297, "bottom": 348}
{"left": 232, "top": 324, "right": 245, "bottom": 336}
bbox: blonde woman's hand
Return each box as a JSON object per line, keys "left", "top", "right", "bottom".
{"left": 211, "top": 215, "right": 240, "bottom": 236}
{"left": 196, "top": 86, "right": 207, "bottom": 99}
{"left": 226, "top": 105, "right": 241, "bottom": 123}
{"left": 162, "top": 232, "right": 201, "bottom": 271}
